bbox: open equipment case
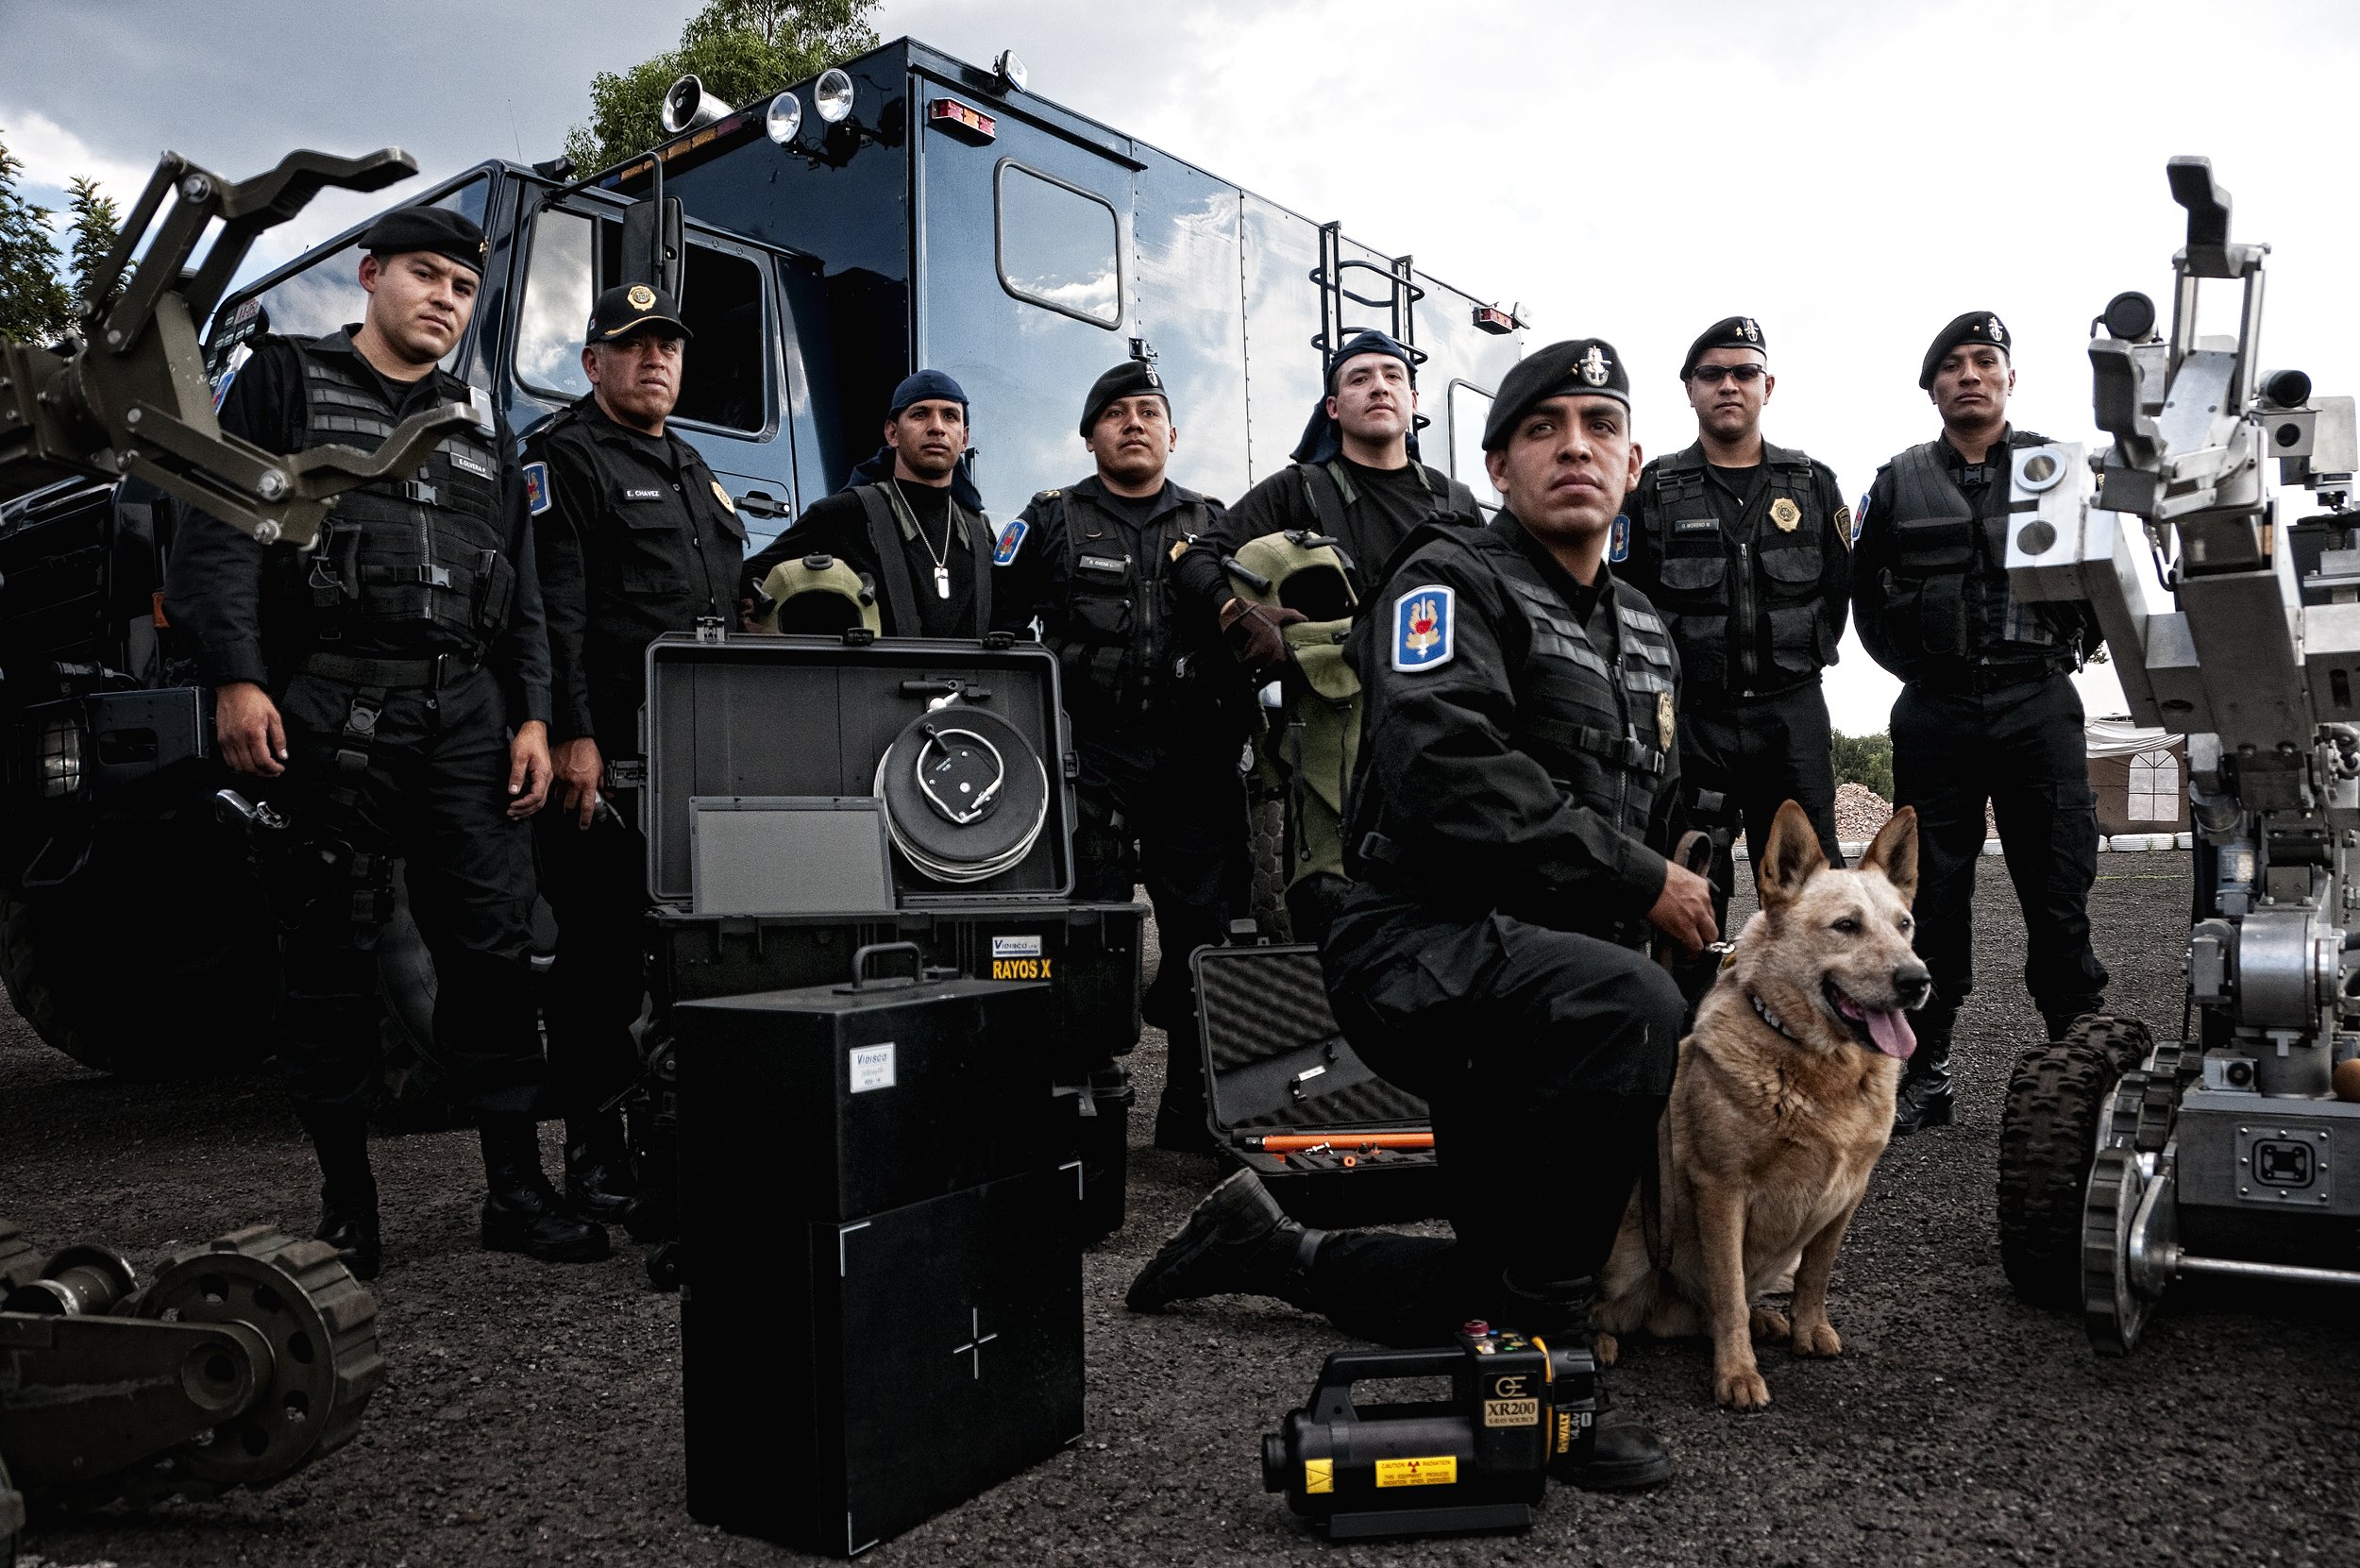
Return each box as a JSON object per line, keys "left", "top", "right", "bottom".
{"left": 1193, "top": 940, "right": 1441, "bottom": 1227}
{"left": 633, "top": 631, "right": 1146, "bottom": 1257}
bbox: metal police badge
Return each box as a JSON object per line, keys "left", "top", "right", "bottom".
{"left": 1392, "top": 583, "right": 1455, "bottom": 673}
{"left": 1609, "top": 513, "right": 1630, "bottom": 563}
{"left": 1579, "top": 345, "right": 1611, "bottom": 387}
{"left": 1657, "top": 690, "right": 1676, "bottom": 750}
{"left": 1739, "top": 317, "right": 1761, "bottom": 343}
{"left": 627, "top": 283, "right": 657, "bottom": 312}
{"left": 1986, "top": 314, "right": 2006, "bottom": 344}
{"left": 993, "top": 517, "right": 1029, "bottom": 565}
{"left": 1770, "top": 497, "right": 1801, "bottom": 532}
{"left": 710, "top": 479, "right": 736, "bottom": 514}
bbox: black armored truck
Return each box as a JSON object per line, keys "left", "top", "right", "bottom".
{"left": 0, "top": 37, "right": 1525, "bottom": 1100}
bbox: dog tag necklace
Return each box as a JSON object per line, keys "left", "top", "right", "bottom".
{"left": 891, "top": 480, "right": 956, "bottom": 599}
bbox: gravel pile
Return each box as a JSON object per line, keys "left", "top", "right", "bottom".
{"left": 1834, "top": 782, "right": 1894, "bottom": 840}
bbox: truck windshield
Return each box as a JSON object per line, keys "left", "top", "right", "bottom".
{"left": 514, "top": 206, "right": 769, "bottom": 433}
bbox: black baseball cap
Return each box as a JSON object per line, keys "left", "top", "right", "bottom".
{"left": 358, "top": 205, "right": 488, "bottom": 277}
{"left": 586, "top": 283, "right": 693, "bottom": 344}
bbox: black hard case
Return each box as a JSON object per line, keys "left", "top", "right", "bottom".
{"left": 669, "top": 971, "right": 1056, "bottom": 1218}
{"left": 678, "top": 978, "right": 1085, "bottom": 1554}
{"left": 1193, "top": 943, "right": 1441, "bottom": 1228}
{"left": 683, "top": 1163, "right": 1085, "bottom": 1556}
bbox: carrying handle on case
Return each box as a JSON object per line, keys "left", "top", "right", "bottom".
{"left": 848, "top": 941, "right": 926, "bottom": 989}
{"left": 1306, "top": 1346, "right": 1467, "bottom": 1423}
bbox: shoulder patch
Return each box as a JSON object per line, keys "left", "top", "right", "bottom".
{"left": 1609, "top": 514, "right": 1630, "bottom": 563}
{"left": 523, "top": 461, "right": 550, "bottom": 516}
{"left": 993, "top": 517, "right": 1029, "bottom": 565}
{"left": 1851, "top": 492, "right": 1870, "bottom": 546}
{"left": 1032, "top": 488, "right": 1062, "bottom": 504}
{"left": 1392, "top": 583, "right": 1456, "bottom": 673}
{"left": 1835, "top": 503, "right": 1854, "bottom": 549}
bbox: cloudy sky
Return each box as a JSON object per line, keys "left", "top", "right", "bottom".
{"left": 8, "top": 0, "right": 2359, "bottom": 733}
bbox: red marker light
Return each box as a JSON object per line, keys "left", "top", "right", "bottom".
{"left": 1473, "top": 305, "right": 1517, "bottom": 335}
{"left": 929, "top": 98, "right": 998, "bottom": 143}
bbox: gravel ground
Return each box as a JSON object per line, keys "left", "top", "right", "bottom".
{"left": 8, "top": 853, "right": 2359, "bottom": 1567}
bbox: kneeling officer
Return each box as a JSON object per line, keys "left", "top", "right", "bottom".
{"left": 1128, "top": 339, "right": 1713, "bottom": 1492}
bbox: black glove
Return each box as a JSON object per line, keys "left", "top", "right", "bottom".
{"left": 1220, "top": 599, "right": 1308, "bottom": 680}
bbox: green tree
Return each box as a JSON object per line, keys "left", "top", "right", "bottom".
{"left": 562, "top": 0, "right": 882, "bottom": 175}
{"left": 65, "top": 175, "right": 124, "bottom": 318}
{"left": 0, "top": 129, "right": 71, "bottom": 344}
{"left": 1829, "top": 730, "right": 1894, "bottom": 801}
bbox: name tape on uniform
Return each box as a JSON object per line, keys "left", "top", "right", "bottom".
{"left": 1392, "top": 583, "right": 1456, "bottom": 673}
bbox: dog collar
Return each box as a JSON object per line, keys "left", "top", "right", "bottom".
{"left": 1747, "top": 989, "right": 1802, "bottom": 1043}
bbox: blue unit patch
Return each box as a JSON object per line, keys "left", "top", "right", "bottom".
{"left": 993, "top": 516, "right": 1028, "bottom": 565}
{"left": 1610, "top": 513, "right": 1630, "bottom": 562}
{"left": 1392, "top": 583, "right": 1455, "bottom": 673}
{"left": 523, "top": 461, "right": 550, "bottom": 516}
{"left": 1851, "top": 492, "right": 1870, "bottom": 546}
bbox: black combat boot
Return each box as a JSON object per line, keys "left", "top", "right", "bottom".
{"left": 304, "top": 1108, "right": 382, "bottom": 1281}
{"left": 564, "top": 1113, "right": 638, "bottom": 1222}
{"left": 1501, "top": 1272, "right": 1674, "bottom": 1493}
{"left": 1891, "top": 1011, "right": 1955, "bottom": 1137}
{"left": 480, "top": 1115, "right": 610, "bottom": 1264}
{"left": 1125, "top": 1170, "right": 1325, "bottom": 1312}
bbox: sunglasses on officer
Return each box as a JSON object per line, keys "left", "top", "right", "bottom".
{"left": 1685, "top": 363, "right": 1767, "bottom": 384}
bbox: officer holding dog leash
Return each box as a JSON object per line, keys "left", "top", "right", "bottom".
{"left": 1129, "top": 338, "right": 1700, "bottom": 1493}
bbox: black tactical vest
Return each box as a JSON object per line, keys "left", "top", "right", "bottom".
{"left": 1638, "top": 443, "right": 1829, "bottom": 694}
{"left": 1042, "top": 484, "right": 1223, "bottom": 722}
{"left": 291, "top": 337, "right": 514, "bottom": 651}
{"left": 1489, "top": 541, "right": 1677, "bottom": 851}
{"left": 1880, "top": 433, "right": 2069, "bottom": 672}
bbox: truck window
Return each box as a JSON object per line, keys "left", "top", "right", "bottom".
{"left": 995, "top": 162, "right": 1121, "bottom": 329}
{"left": 1447, "top": 380, "right": 1503, "bottom": 512}
{"left": 230, "top": 177, "right": 490, "bottom": 352}
{"left": 514, "top": 206, "right": 768, "bottom": 433}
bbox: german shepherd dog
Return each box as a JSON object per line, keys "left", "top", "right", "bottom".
{"left": 1593, "top": 801, "right": 1927, "bottom": 1409}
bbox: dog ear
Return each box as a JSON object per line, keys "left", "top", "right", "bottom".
{"left": 1859, "top": 806, "right": 1919, "bottom": 906}
{"left": 1754, "top": 799, "right": 1827, "bottom": 910}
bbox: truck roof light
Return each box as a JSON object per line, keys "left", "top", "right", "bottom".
{"left": 929, "top": 98, "right": 998, "bottom": 143}
{"left": 995, "top": 50, "right": 1029, "bottom": 93}
{"left": 766, "top": 92, "right": 802, "bottom": 145}
{"left": 814, "top": 68, "right": 856, "bottom": 125}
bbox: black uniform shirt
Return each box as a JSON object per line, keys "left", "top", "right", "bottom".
{"left": 524, "top": 395, "right": 747, "bottom": 749}
{"left": 163, "top": 329, "right": 552, "bottom": 724}
{"left": 999, "top": 473, "right": 1233, "bottom": 633}
{"left": 1346, "top": 514, "right": 1681, "bottom": 926}
{"left": 744, "top": 480, "right": 1015, "bottom": 638}
{"left": 1227, "top": 456, "right": 1470, "bottom": 594}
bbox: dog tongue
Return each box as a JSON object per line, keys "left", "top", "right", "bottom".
{"left": 1834, "top": 991, "right": 1917, "bottom": 1059}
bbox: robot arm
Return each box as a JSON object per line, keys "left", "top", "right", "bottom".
{"left": 0, "top": 147, "right": 484, "bottom": 548}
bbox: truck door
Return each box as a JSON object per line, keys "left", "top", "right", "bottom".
{"left": 506, "top": 198, "right": 801, "bottom": 554}
{"left": 912, "top": 86, "right": 1142, "bottom": 519}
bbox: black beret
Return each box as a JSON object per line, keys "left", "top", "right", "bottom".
{"left": 586, "top": 282, "right": 692, "bottom": 344}
{"left": 1919, "top": 311, "right": 2011, "bottom": 389}
{"left": 358, "top": 204, "right": 488, "bottom": 277}
{"left": 1481, "top": 338, "right": 1630, "bottom": 451}
{"left": 1680, "top": 315, "right": 1767, "bottom": 379}
{"left": 1079, "top": 358, "right": 1167, "bottom": 436}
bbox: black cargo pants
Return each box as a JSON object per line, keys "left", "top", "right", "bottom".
{"left": 1306, "top": 891, "right": 1683, "bottom": 1346}
{"left": 265, "top": 664, "right": 548, "bottom": 1121}
{"left": 1890, "top": 670, "right": 2109, "bottom": 1025}
{"left": 532, "top": 785, "right": 651, "bottom": 1124}
{"left": 1070, "top": 725, "right": 1248, "bottom": 1110}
